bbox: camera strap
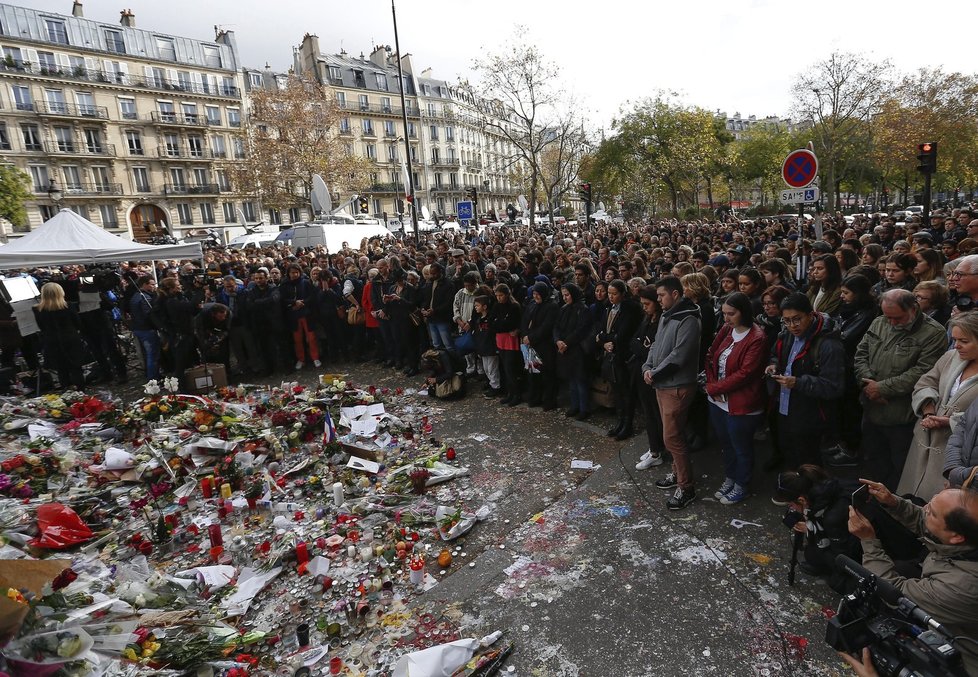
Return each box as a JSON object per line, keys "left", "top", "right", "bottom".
{"left": 962, "top": 466, "right": 978, "bottom": 490}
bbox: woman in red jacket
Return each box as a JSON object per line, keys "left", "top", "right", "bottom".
{"left": 705, "top": 291, "right": 768, "bottom": 505}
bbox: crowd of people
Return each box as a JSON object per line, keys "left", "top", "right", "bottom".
{"left": 5, "top": 206, "right": 978, "bottom": 675}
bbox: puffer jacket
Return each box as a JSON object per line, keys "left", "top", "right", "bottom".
{"left": 770, "top": 312, "right": 845, "bottom": 426}
{"left": 854, "top": 311, "right": 948, "bottom": 425}
{"left": 860, "top": 496, "right": 978, "bottom": 676}
{"left": 642, "top": 297, "right": 701, "bottom": 389}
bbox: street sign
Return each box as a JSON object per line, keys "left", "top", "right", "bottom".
{"left": 780, "top": 187, "right": 820, "bottom": 204}
{"left": 456, "top": 200, "right": 474, "bottom": 221}
{"left": 782, "top": 149, "right": 819, "bottom": 188}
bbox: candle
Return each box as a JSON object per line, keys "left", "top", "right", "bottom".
{"left": 208, "top": 523, "right": 223, "bottom": 548}
{"left": 296, "top": 541, "right": 309, "bottom": 565}
{"left": 347, "top": 545, "right": 357, "bottom": 559}
{"left": 409, "top": 556, "right": 424, "bottom": 585}
{"left": 360, "top": 545, "right": 373, "bottom": 561}
{"left": 220, "top": 482, "right": 233, "bottom": 500}
{"left": 332, "top": 482, "right": 344, "bottom": 506}
{"left": 201, "top": 476, "right": 214, "bottom": 498}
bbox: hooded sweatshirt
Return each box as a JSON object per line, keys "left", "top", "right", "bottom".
{"left": 642, "top": 297, "right": 701, "bottom": 389}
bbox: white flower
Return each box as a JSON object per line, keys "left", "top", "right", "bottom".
{"left": 163, "top": 376, "right": 180, "bottom": 393}
{"left": 143, "top": 380, "right": 161, "bottom": 396}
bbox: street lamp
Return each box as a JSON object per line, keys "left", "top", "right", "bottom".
{"left": 391, "top": 0, "right": 420, "bottom": 245}
{"left": 47, "top": 178, "right": 63, "bottom": 207}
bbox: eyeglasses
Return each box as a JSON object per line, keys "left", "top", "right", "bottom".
{"left": 762, "top": 301, "right": 779, "bottom": 308}
{"left": 949, "top": 271, "right": 978, "bottom": 278}
{"left": 782, "top": 315, "right": 807, "bottom": 326}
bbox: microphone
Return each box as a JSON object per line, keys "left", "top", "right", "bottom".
{"left": 836, "top": 555, "right": 952, "bottom": 637}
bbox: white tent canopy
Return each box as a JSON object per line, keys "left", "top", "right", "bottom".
{"left": 0, "top": 209, "right": 202, "bottom": 269}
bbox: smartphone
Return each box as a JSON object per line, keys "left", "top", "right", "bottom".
{"left": 852, "top": 484, "right": 870, "bottom": 512}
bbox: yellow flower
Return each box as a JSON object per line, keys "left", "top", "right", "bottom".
{"left": 50, "top": 409, "right": 62, "bottom": 418}
{"left": 159, "top": 405, "right": 170, "bottom": 413}
{"left": 142, "top": 404, "right": 153, "bottom": 413}
{"left": 123, "top": 648, "right": 138, "bottom": 661}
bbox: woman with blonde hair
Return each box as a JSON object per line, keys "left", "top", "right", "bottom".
{"left": 33, "top": 282, "right": 85, "bottom": 390}
{"left": 899, "top": 311, "right": 978, "bottom": 500}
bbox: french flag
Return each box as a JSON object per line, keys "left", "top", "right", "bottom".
{"left": 323, "top": 409, "right": 337, "bottom": 444}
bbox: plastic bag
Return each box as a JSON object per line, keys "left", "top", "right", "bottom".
{"left": 28, "top": 503, "right": 94, "bottom": 550}
{"left": 521, "top": 345, "right": 542, "bottom": 373}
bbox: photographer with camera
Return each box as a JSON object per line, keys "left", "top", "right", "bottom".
{"left": 193, "top": 303, "right": 231, "bottom": 375}
{"left": 846, "top": 479, "right": 978, "bottom": 675}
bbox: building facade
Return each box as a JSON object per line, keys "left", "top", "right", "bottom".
{"left": 0, "top": 1, "right": 252, "bottom": 241}
{"left": 294, "top": 36, "right": 520, "bottom": 221}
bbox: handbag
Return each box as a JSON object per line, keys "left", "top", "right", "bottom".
{"left": 347, "top": 305, "right": 365, "bottom": 326}
{"left": 521, "top": 344, "right": 542, "bottom": 373}
{"left": 409, "top": 309, "right": 424, "bottom": 327}
{"left": 600, "top": 351, "right": 618, "bottom": 384}
{"left": 454, "top": 330, "right": 475, "bottom": 354}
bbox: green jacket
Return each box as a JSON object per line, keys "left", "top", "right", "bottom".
{"left": 860, "top": 497, "right": 978, "bottom": 676}
{"left": 853, "top": 312, "right": 947, "bottom": 425}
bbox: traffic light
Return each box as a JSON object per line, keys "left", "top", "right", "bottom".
{"left": 467, "top": 187, "right": 477, "bottom": 202}
{"left": 358, "top": 196, "right": 369, "bottom": 214}
{"left": 578, "top": 183, "right": 592, "bottom": 201}
{"left": 917, "top": 142, "right": 938, "bottom": 174}
{"left": 396, "top": 198, "right": 405, "bottom": 213}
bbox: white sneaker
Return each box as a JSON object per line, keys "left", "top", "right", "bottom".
{"left": 635, "top": 450, "right": 663, "bottom": 470}
{"left": 313, "top": 359, "right": 322, "bottom": 368}
{"left": 294, "top": 361, "right": 304, "bottom": 370}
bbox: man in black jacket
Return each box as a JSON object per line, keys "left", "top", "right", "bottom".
{"left": 128, "top": 275, "right": 160, "bottom": 381}
{"left": 156, "top": 277, "right": 199, "bottom": 379}
{"left": 194, "top": 303, "right": 231, "bottom": 374}
{"left": 419, "top": 263, "right": 455, "bottom": 352}
{"left": 246, "top": 269, "right": 283, "bottom": 376}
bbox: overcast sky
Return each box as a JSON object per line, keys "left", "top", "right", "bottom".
{"left": 18, "top": 0, "right": 977, "bottom": 129}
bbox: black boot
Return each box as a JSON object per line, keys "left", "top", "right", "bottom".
{"left": 615, "top": 415, "right": 634, "bottom": 440}
{"left": 607, "top": 419, "right": 624, "bottom": 437}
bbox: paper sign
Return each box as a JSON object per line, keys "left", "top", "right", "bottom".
{"left": 346, "top": 456, "right": 380, "bottom": 474}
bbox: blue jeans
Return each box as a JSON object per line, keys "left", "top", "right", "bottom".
{"left": 427, "top": 321, "right": 453, "bottom": 351}
{"left": 568, "top": 375, "right": 590, "bottom": 413}
{"left": 133, "top": 329, "right": 161, "bottom": 381}
{"left": 708, "top": 403, "right": 762, "bottom": 488}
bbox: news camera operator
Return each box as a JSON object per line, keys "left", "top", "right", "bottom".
{"left": 193, "top": 303, "right": 231, "bottom": 374}
{"left": 846, "top": 480, "right": 978, "bottom": 675}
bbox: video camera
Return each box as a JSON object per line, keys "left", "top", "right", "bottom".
{"left": 826, "top": 555, "right": 967, "bottom": 676}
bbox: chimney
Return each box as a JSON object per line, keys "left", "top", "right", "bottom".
{"left": 369, "top": 44, "right": 388, "bottom": 68}
{"left": 71, "top": 0, "right": 83, "bottom": 17}
{"left": 119, "top": 8, "right": 135, "bottom": 28}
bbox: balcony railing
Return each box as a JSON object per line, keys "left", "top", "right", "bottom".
{"left": 35, "top": 101, "right": 109, "bottom": 120}
{"left": 43, "top": 141, "right": 116, "bottom": 157}
{"left": 150, "top": 112, "right": 208, "bottom": 127}
{"left": 431, "top": 158, "right": 460, "bottom": 167}
{"left": 156, "top": 147, "right": 215, "bottom": 160}
{"left": 163, "top": 183, "right": 219, "bottom": 195}
{"left": 49, "top": 183, "right": 123, "bottom": 196}
{"left": 370, "top": 183, "right": 404, "bottom": 193}
{"left": 336, "top": 101, "right": 421, "bottom": 117}
{"left": 0, "top": 62, "right": 241, "bottom": 99}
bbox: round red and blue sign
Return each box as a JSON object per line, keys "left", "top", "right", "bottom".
{"left": 782, "top": 149, "right": 819, "bottom": 189}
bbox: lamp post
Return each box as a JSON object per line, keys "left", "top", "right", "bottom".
{"left": 391, "top": 0, "right": 419, "bottom": 245}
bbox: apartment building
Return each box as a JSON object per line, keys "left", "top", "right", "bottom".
{"left": 294, "top": 35, "right": 520, "bottom": 220}
{"left": 0, "top": 1, "right": 251, "bottom": 241}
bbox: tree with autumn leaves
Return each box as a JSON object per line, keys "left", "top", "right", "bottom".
{"left": 231, "top": 75, "right": 371, "bottom": 214}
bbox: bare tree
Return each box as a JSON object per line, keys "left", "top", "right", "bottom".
{"left": 469, "top": 27, "right": 563, "bottom": 227}
{"left": 539, "top": 109, "right": 590, "bottom": 226}
{"left": 792, "top": 52, "right": 892, "bottom": 210}
{"left": 232, "top": 75, "right": 371, "bottom": 213}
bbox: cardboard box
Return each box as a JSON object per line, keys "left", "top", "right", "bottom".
{"left": 182, "top": 363, "right": 227, "bottom": 394}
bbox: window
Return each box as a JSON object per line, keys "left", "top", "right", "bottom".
{"left": 205, "top": 106, "right": 221, "bottom": 126}
{"left": 150, "top": 67, "right": 166, "bottom": 88}
{"left": 156, "top": 37, "right": 176, "bottom": 61}
{"left": 11, "top": 85, "right": 31, "bottom": 111}
{"left": 339, "top": 117, "right": 351, "bottom": 133}
{"left": 99, "top": 205, "right": 118, "bottom": 228}
{"left": 169, "top": 167, "right": 186, "bottom": 189}
{"left": 407, "top": 122, "right": 416, "bottom": 138}
{"left": 372, "top": 198, "right": 380, "bottom": 215}
{"left": 45, "top": 19, "right": 68, "bottom": 44}
{"left": 449, "top": 174, "right": 458, "bottom": 188}
{"left": 221, "top": 77, "right": 236, "bottom": 96}
{"left": 106, "top": 61, "right": 126, "bottom": 84}
{"left": 54, "top": 126, "right": 74, "bottom": 152}
{"left": 28, "top": 166, "right": 49, "bottom": 192}
{"left": 91, "top": 166, "right": 110, "bottom": 191}
{"left": 429, "top": 125, "right": 438, "bottom": 140}
{"left": 104, "top": 29, "right": 125, "bottom": 54}
{"left": 427, "top": 103, "right": 436, "bottom": 116}
{"left": 446, "top": 126, "right": 455, "bottom": 142}
{"left": 216, "top": 169, "right": 231, "bottom": 192}
{"left": 182, "top": 103, "right": 198, "bottom": 123}
{"left": 233, "top": 137, "right": 245, "bottom": 159}
{"left": 387, "top": 144, "right": 398, "bottom": 161}
{"left": 177, "top": 71, "right": 192, "bottom": 92}
{"left": 365, "top": 143, "right": 376, "bottom": 160}
{"left": 45, "top": 89, "right": 67, "bottom": 113}
{"left": 125, "top": 131, "right": 143, "bottom": 155}
{"left": 328, "top": 65, "right": 341, "bottom": 81}
{"left": 223, "top": 202, "right": 236, "bottom": 222}
{"left": 359, "top": 94, "right": 369, "bottom": 111}
{"left": 192, "top": 167, "right": 209, "bottom": 187}
{"left": 268, "top": 208, "right": 281, "bottom": 225}
{"left": 62, "top": 165, "right": 81, "bottom": 190}
{"left": 435, "top": 173, "right": 443, "bottom": 188}
{"left": 68, "top": 205, "right": 89, "bottom": 219}
{"left": 158, "top": 101, "right": 175, "bottom": 121}
{"left": 384, "top": 120, "right": 396, "bottom": 137}
{"left": 242, "top": 202, "right": 256, "bottom": 221}
{"left": 119, "top": 98, "right": 137, "bottom": 120}
{"left": 200, "top": 202, "right": 215, "bottom": 224}
{"left": 2, "top": 47, "right": 23, "bottom": 68}
{"left": 362, "top": 119, "right": 374, "bottom": 135}
{"left": 37, "top": 51, "right": 57, "bottom": 72}
{"left": 21, "top": 124, "right": 42, "bottom": 151}
{"left": 211, "top": 135, "right": 226, "bottom": 158}
{"left": 187, "top": 135, "right": 204, "bottom": 157}
{"left": 249, "top": 72, "right": 262, "bottom": 88}
{"left": 177, "top": 203, "right": 193, "bottom": 225}
{"left": 163, "top": 133, "right": 180, "bottom": 157}
{"left": 335, "top": 92, "right": 346, "bottom": 108}
{"left": 381, "top": 97, "right": 392, "bottom": 113}
{"left": 0, "top": 123, "right": 8, "bottom": 150}
{"left": 203, "top": 45, "right": 222, "bottom": 68}
{"left": 132, "top": 167, "right": 150, "bottom": 192}
{"left": 38, "top": 205, "right": 57, "bottom": 223}
{"left": 289, "top": 207, "right": 301, "bottom": 223}
{"left": 75, "top": 91, "right": 95, "bottom": 116}
{"left": 431, "top": 148, "right": 440, "bottom": 163}
{"left": 375, "top": 74, "right": 387, "bottom": 91}
{"left": 81, "top": 129, "right": 101, "bottom": 154}
{"left": 227, "top": 108, "right": 240, "bottom": 128}
{"left": 422, "top": 84, "right": 431, "bottom": 96}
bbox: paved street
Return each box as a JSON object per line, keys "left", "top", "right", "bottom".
{"left": 177, "top": 362, "right": 847, "bottom": 677}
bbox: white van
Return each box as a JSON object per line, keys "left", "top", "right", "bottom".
{"left": 229, "top": 232, "right": 279, "bottom": 249}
